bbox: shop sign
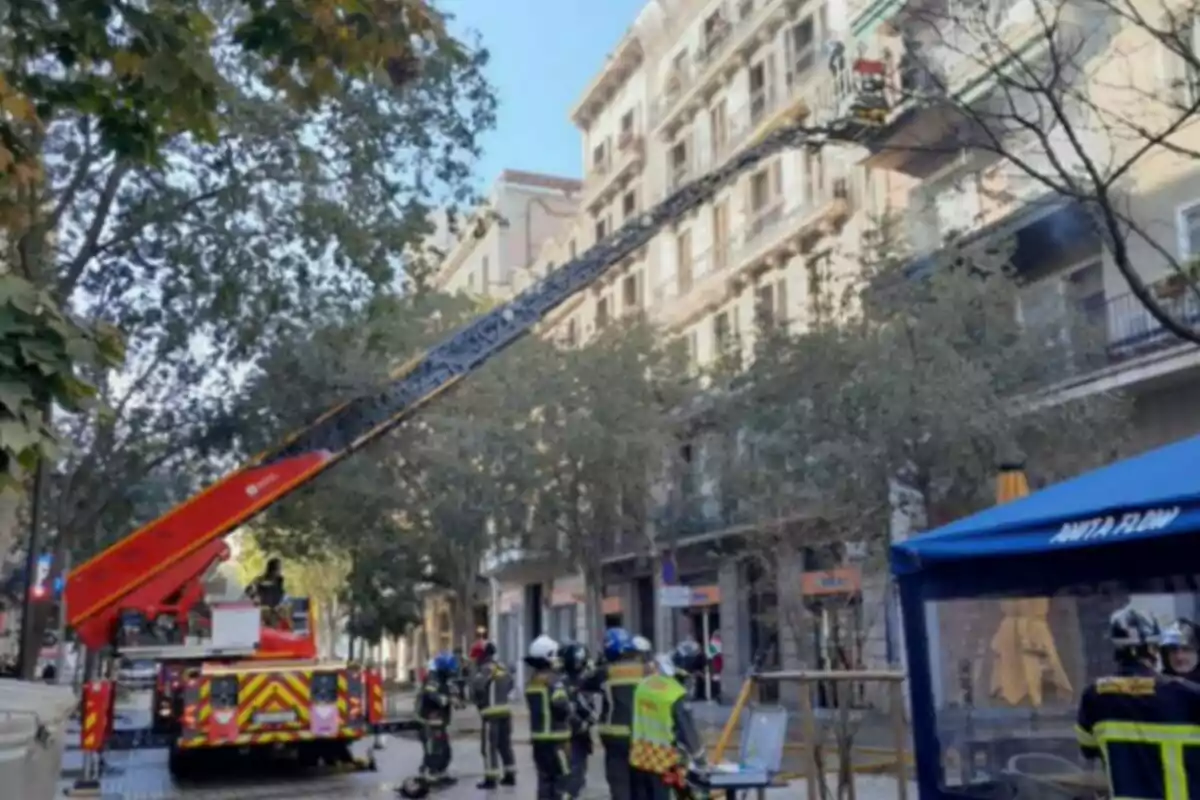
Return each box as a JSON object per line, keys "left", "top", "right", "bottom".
{"left": 800, "top": 567, "right": 862, "bottom": 596}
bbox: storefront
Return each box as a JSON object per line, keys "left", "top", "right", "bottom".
{"left": 548, "top": 576, "right": 583, "bottom": 644}
{"left": 495, "top": 588, "right": 522, "bottom": 669}
{"left": 602, "top": 591, "right": 623, "bottom": 630}
{"left": 802, "top": 565, "right": 865, "bottom": 708}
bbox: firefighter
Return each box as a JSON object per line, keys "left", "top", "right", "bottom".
{"left": 1162, "top": 619, "right": 1200, "bottom": 680}
{"left": 581, "top": 627, "right": 647, "bottom": 800}
{"left": 247, "top": 557, "right": 287, "bottom": 627}
{"left": 629, "top": 640, "right": 709, "bottom": 800}
{"left": 560, "top": 641, "right": 597, "bottom": 798}
{"left": 524, "top": 635, "right": 575, "bottom": 799}
{"left": 1076, "top": 604, "right": 1200, "bottom": 799}
{"left": 416, "top": 653, "right": 458, "bottom": 786}
{"left": 471, "top": 640, "right": 517, "bottom": 789}
{"left": 633, "top": 635, "right": 654, "bottom": 666}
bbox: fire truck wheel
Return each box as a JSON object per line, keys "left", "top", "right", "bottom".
{"left": 167, "top": 744, "right": 196, "bottom": 781}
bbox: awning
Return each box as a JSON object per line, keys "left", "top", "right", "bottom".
{"left": 891, "top": 433, "right": 1200, "bottom": 583}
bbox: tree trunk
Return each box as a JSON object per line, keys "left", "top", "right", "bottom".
{"left": 582, "top": 565, "right": 604, "bottom": 647}
{"left": 0, "top": 489, "right": 25, "bottom": 563}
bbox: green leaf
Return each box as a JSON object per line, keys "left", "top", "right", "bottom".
{"left": 0, "top": 381, "right": 34, "bottom": 413}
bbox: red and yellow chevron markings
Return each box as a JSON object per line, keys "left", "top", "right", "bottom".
{"left": 238, "top": 671, "right": 311, "bottom": 729}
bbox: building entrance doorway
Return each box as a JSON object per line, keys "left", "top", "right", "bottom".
{"left": 684, "top": 605, "right": 721, "bottom": 701}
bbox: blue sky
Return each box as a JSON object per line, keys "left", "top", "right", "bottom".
{"left": 446, "top": 1, "right": 649, "bottom": 186}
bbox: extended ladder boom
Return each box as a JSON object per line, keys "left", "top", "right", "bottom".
{"left": 65, "top": 120, "right": 827, "bottom": 650}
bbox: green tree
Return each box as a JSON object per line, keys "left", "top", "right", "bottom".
{"left": 0, "top": 1, "right": 495, "bottom": 560}
{"left": 708, "top": 220, "right": 1130, "bottom": 796}
{"left": 534, "top": 321, "right": 692, "bottom": 642}
{"left": 234, "top": 292, "right": 493, "bottom": 648}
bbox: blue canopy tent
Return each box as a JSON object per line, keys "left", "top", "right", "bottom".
{"left": 891, "top": 434, "right": 1200, "bottom": 798}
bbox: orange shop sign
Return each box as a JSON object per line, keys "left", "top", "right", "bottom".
{"left": 800, "top": 567, "right": 861, "bottom": 596}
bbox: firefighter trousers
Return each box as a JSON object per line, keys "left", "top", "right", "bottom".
{"left": 480, "top": 713, "right": 516, "bottom": 781}
{"left": 601, "top": 736, "right": 633, "bottom": 800}
{"left": 420, "top": 722, "right": 452, "bottom": 778}
{"left": 564, "top": 734, "right": 591, "bottom": 796}
{"left": 532, "top": 740, "right": 571, "bottom": 800}
{"left": 630, "top": 767, "right": 684, "bottom": 800}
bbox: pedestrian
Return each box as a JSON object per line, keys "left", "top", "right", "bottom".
{"left": 629, "top": 641, "right": 709, "bottom": 800}
{"left": 524, "top": 635, "right": 575, "bottom": 799}
{"left": 581, "top": 627, "right": 646, "bottom": 800}
{"left": 470, "top": 639, "right": 517, "bottom": 789}
{"left": 560, "top": 641, "right": 597, "bottom": 797}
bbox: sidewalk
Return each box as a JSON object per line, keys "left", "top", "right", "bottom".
{"left": 385, "top": 690, "right": 913, "bottom": 779}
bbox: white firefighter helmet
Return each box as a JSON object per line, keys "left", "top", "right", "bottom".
{"left": 528, "top": 634, "right": 560, "bottom": 662}
{"left": 632, "top": 635, "right": 652, "bottom": 654}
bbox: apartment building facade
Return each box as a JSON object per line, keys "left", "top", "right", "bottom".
{"left": 417, "top": 170, "right": 580, "bottom": 675}
{"left": 429, "top": 169, "right": 581, "bottom": 297}
{"left": 841, "top": 0, "right": 1200, "bottom": 445}
{"left": 489, "top": 0, "right": 899, "bottom": 699}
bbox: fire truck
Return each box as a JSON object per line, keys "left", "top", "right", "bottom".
{"left": 61, "top": 80, "right": 886, "bottom": 786}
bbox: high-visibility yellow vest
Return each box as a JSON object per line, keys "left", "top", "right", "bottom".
{"left": 629, "top": 675, "right": 686, "bottom": 774}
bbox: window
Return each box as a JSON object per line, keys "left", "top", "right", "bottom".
{"left": 622, "top": 273, "right": 640, "bottom": 309}
{"left": 756, "top": 279, "right": 788, "bottom": 329}
{"left": 670, "top": 140, "right": 689, "bottom": 184}
{"left": 749, "top": 161, "right": 783, "bottom": 215}
{"left": 710, "top": 100, "right": 728, "bottom": 158}
{"left": 676, "top": 229, "right": 694, "bottom": 293}
{"left": 595, "top": 216, "right": 608, "bottom": 242}
{"left": 787, "top": 11, "right": 823, "bottom": 79}
{"left": 619, "top": 110, "right": 635, "bottom": 146}
{"left": 622, "top": 190, "right": 638, "bottom": 219}
{"left": 713, "top": 202, "right": 730, "bottom": 269}
{"left": 569, "top": 239, "right": 577, "bottom": 258}
{"left": 804, "top": 148, "right": 824, "bottom": 204}
{"left": 806, "top": 252, "right": 832, "bottom": 321}
{"left": 480, "top": 256, "right": 489, "bottom": 291}
{"left": 1180, "top": 201, "right": 1200, "bottom": 260}
{"left": 596, "top": 296, "right": 610, "bottom": 329}
{"left": 565, "top": 317, "right": 578, "bottom": 347}
{"left": 592, "top": 142, "right": 607, "bottom": 172}
{"left": 749, "top": 60, "right": 772, "bottom": 121}
{"left": 713, "top": 308, "right": 739, "bottom": 352}
{"left": 750, "top": 170, "right": 771, "bottom": 213}
{"left": 702, "top": 10, "right": 729, "bottom": 55}
{"left": 1165, "top": 20, "right": 1200, "bottom": 106}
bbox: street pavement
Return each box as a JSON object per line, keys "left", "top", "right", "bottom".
{"left": 54, "top": 692, "right": 914, "bottom": 798}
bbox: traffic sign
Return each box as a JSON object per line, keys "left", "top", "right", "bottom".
{"left": 658, "top": 585, "right": 692, "bottom": 608}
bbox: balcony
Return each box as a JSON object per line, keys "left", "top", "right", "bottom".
{"left": 648, "top": 0, "right": 800, "bottom": 137}
{"left": 840, "top": 0, "right": 1071, "bottom": 174}
{"left": 1105, "top": 285, "right": 1200, "bottom": 366}
{"left": 583, "top": 133, "right": 646, "bottom": 212}
{"left": 715, "top": 65, "right": 857, "bottom": 167}
{"left": 651, "top": 178, "right": 851, "bottom": 330}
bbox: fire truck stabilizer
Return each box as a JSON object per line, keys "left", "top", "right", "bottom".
{"left": 61, "top": 113, "right": 847, "bottom": 783}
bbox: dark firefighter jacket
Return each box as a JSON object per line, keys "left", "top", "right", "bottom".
{"left": 470, "top": 660, "right": 514, "bottom": 717}
{"left": 581, "top": 658, "right": 645, "bottom": 741}
{"left": 416, "top": 675, "right": 453, "bottom": 727}
{"left": 525, "top": 670, "right": 572, "bottom": 742}
{"left": 1077, "top": 662, "right": 1200, "bottom": 799}
{"left": 249, "top": 573, "right": 285, "bottom": 608}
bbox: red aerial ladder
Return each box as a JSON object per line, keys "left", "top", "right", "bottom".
{"left": 61, "top": 111, "right": 864, "bottom": 784}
